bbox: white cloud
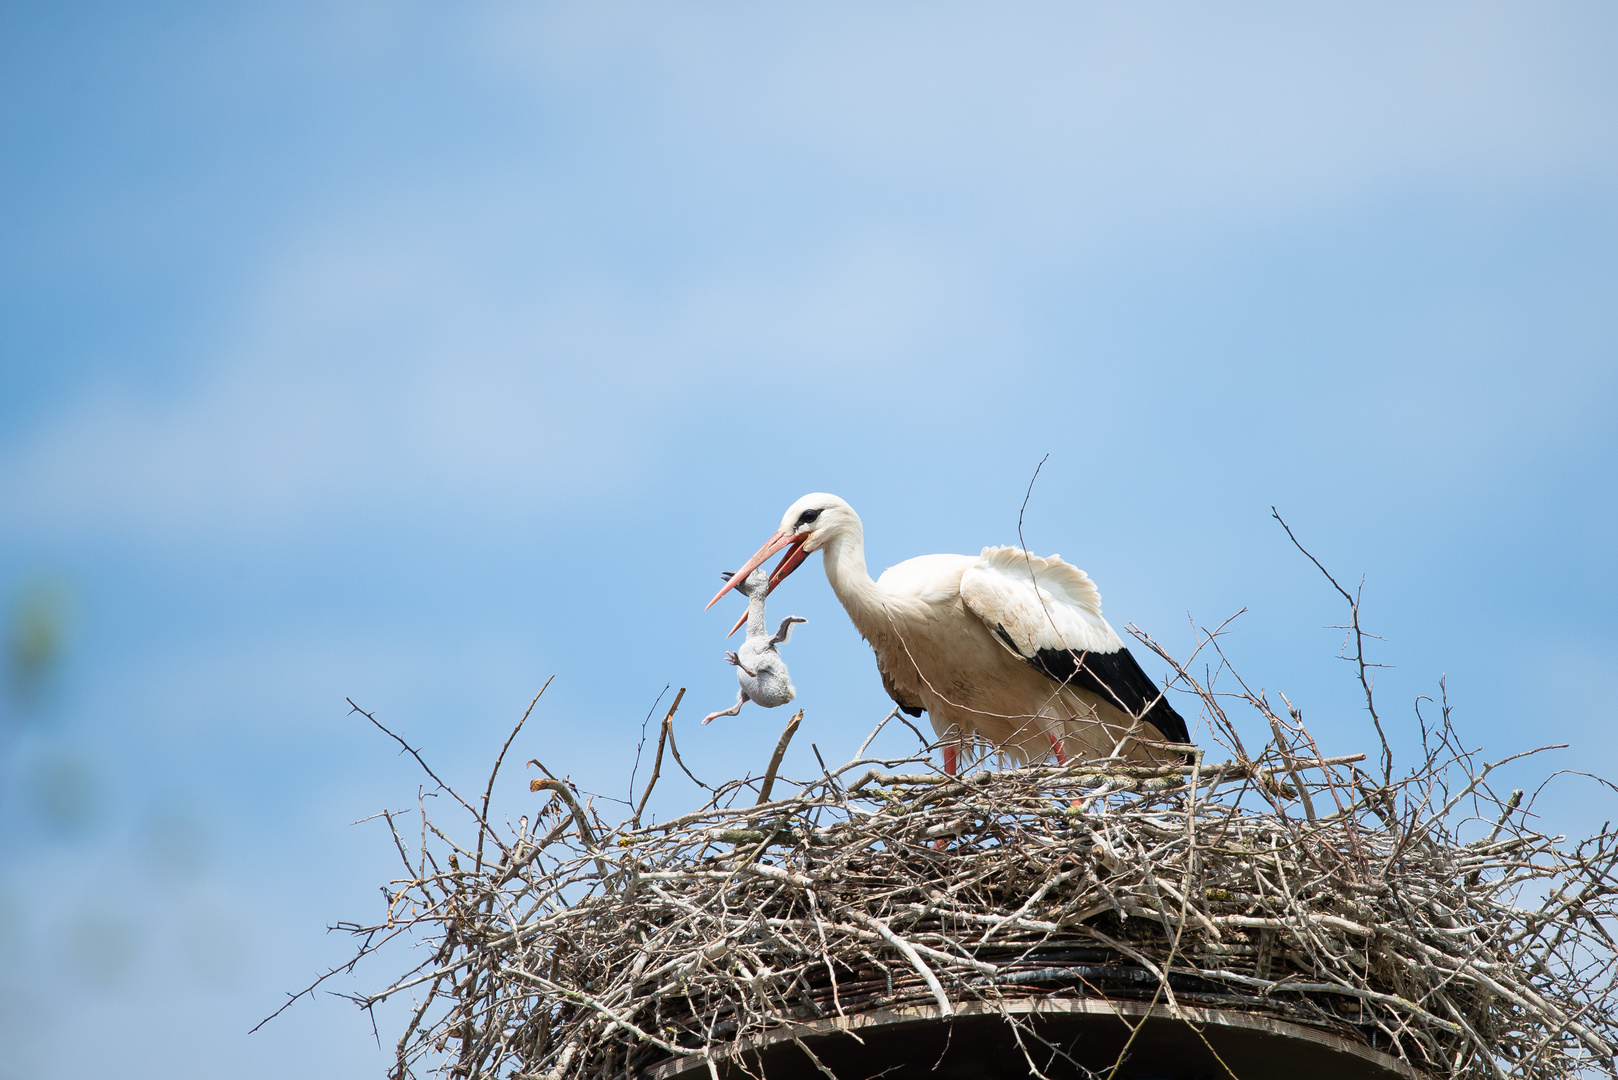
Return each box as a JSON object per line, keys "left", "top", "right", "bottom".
{"left": 479, "top": 2, "right": 1617, "bottom": 231}
{"left": 0, "top": 206, "right": 977, "bottom": 541}
{"left": 1, "top": 224, "right": 622, "bottom": 538}
{"left": 3, "top": 1, "right": 1614, "bottom": 543}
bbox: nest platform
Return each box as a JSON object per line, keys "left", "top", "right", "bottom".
{"left": 640, "top": 997, "right": 1418, "bottom": 1080}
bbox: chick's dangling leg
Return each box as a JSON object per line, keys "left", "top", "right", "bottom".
{"left": 703, "top": 690, "right": 747, "bottom": 725}
{"left": 770, "top": 616, "right": 807, "bottom": 646}
{"left": 724, "top": 651, "right": 757, "bottom": 678}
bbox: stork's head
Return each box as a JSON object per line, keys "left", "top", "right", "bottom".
{"left": 777, "top": 493, "right": 857, "bottom": 552}
{"left": 704, "top": 493, "right": 858, "bottom": 614}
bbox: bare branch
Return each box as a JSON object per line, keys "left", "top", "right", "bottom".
{"left": 1271, "top": 508, "right": 1393, "bottom": 783}
{"left": 477, "top": 675, "right": 554, "bottom": 873}
{"left": 755, "top": 708, "right": 803, "bottom": 806}
{"left": 633, "top": 687, "right": 685, "bottom": 826}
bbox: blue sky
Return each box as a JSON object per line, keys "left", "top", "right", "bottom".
{"left": 1, "top": 3, "right": 1615, "bottom": 1076}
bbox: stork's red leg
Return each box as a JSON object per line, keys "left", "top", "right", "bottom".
{"left": 1049, "top": 734, "right": 1083, "bottom": 808}
{"left": 934, "top": 744, "right": 960, "bottom": 850}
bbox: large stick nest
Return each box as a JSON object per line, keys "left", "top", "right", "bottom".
{"left": 315, "top": 658, "right": 1618, "bottom": 1080}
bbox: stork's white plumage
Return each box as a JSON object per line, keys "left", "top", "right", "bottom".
{"left": 706, "top": 494, "right": 1190, "bottom": 772}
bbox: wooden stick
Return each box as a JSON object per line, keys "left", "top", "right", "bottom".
{"left": 633, "top": 688, "right": 685, "bottom": 826}
{"left": 756, "top": 710, "right": 804, "bottom": 805}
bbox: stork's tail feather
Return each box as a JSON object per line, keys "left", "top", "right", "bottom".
{"left": 1135, "top": 698, "right": 1193, "bottom": 763}
{"left": 1142, "top": 698, "right": 1190, "bottom": 748}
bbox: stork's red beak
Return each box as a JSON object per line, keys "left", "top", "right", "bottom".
{"left": 706, "top": 530, "right": 804, "bottom": 609}
{"left": 707, "top": 529, "right": 813, "bottom": 635}
{"left": 765, "top": 538, "right": 812, "bottom": 592}
{"left": 719, "top": 539, "right": 813, "bottom": 635}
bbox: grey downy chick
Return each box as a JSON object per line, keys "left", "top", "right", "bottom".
{"left": 703, "top": 565, "right": 807, "bottom": 724}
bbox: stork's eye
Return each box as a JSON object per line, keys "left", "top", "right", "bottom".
{"left": 796, "top": 508, "right": 822, "bottom": 528}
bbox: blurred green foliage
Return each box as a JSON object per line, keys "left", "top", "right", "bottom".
{"left": 28, "top": 752, "right": 99, "bottom": 836}
{"left": 143, "top": 801, "right": 213, "bottom": 881}
{"left": 6, "top": 581, "right": 73, "bottom": 715}
{"left": 3, "top": 579, "right": 95, "bottom": 838}
{"left": 65, "top": 909, "right": 140, "bottom": 989}
{"left": 177, "top": 907, "right": 246, "bottom": 985}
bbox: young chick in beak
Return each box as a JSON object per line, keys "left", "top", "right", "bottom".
{"left": 703, "top": 565, "right": 807, "bottom": 724}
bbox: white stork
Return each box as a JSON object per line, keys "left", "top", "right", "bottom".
{"left": 706, "top": 494, "right": 1191, "bottom": 774}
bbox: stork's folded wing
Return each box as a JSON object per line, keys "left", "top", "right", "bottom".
{"left": 960, "top": 546, "right": 1122, "bottom": 659}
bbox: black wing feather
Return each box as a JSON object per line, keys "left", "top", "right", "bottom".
{"left": 1028, "top": 644, "right": 1190, "bottom": 746}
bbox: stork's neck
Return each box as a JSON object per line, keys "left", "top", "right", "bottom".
{"left": 818, "top": 519, "right": 885, "bottom": 629}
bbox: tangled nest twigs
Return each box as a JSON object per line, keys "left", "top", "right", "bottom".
{"left": 298, "top": 645, "right": 1618, "bottom": 1080}
{"left": 272, "top": 524, "right": 1618, "bottom": 1080}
